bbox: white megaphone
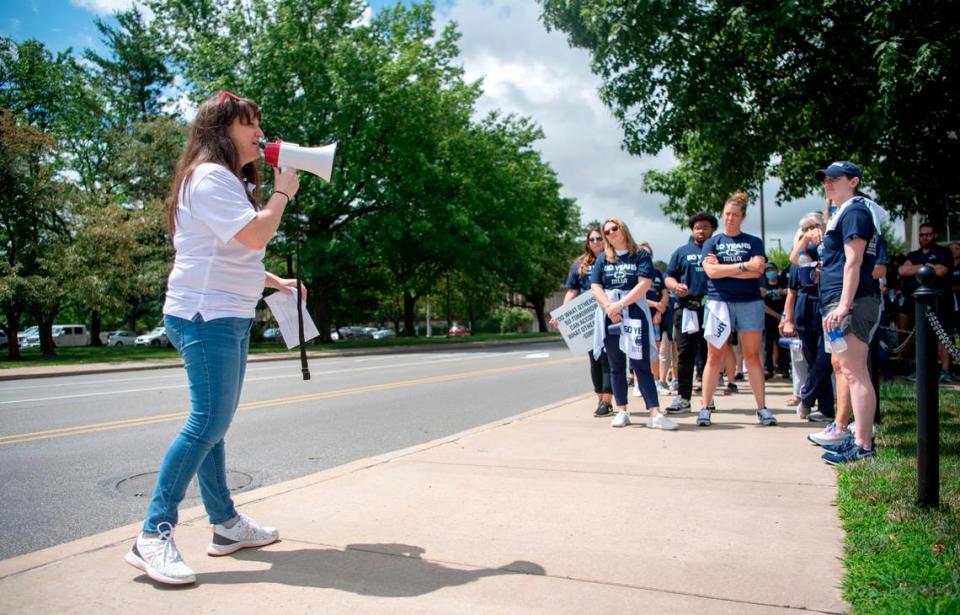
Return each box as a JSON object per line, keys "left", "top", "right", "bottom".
{"left": 262, "top": 139, "right": 337, "bottom": 182}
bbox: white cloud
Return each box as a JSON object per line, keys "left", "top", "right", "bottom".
{"left": 70, "top": 0, "right": 136, "bottom": 15}
{"left": 435, "top": 0, "right": 903, "bottom": 260}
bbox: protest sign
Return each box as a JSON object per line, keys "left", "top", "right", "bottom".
{"left": 549, "top": 291, "right": 597, "bottom": 355}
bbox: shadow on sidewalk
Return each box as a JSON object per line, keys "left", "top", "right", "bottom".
{"left": 139, "top": 543, "right": 546, "bottom": 596}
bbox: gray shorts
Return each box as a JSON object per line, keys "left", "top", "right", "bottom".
{"left": 824, "top": 295, "right": 882, "bottom": 344}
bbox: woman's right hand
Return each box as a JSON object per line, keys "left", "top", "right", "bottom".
{"left": 805, "top": 228, "right": 823, "bottom": 244}
{"left": 781, "top": 320, "right": 796, "bottom": 337}
{"left": 274, "top": 167, "right": 300, "bottom": 200}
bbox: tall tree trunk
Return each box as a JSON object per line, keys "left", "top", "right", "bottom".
{"left": 127, "top": 296, "right": 141, "bottom": 332}
{"left": 309, "top": 277, "right": 333, "bottom": 343}
{"left": 402, "top": 291, "right": 417, "bottom": 337}
{"left": 528, "top": 292, "right": 547, "bottom": 332}
{"left": 90, "top": 308, "right": 103, "bottom": 346}
{"left": 36, "top": 309, "right": 58, "bottom": 357}
{"left": 3, "top": 308, "right": 21, "bottom": 360}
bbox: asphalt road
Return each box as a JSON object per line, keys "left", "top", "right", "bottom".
{"left": 0, "top": 342, "right": 587, "bottom": 561}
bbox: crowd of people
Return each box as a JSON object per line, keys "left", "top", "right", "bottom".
{"left": 557, "top": 161, "right": 960, "bottom": 465}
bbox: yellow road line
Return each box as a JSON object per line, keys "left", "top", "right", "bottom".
{"left": 0, "top": 356, "right": 578, "bottom": 446}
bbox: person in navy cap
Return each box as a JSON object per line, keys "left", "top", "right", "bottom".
{"left": 813, "top": 160, "right": 888, "bottom": 464}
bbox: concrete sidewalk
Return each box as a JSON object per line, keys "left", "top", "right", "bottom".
{"left": 0, "top": 381, "right": 847, "bottom": 614}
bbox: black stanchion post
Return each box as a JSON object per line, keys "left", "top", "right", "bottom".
{"left": 913, "top": 265, "right": 938, "bottom": 508}
{"left": 294, "top": 196, "right": 310, "bottom": 381}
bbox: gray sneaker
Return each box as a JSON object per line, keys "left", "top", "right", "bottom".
{"left": 208, "top": 514, "right": 279, "bottom": 556}
{"left": 125, "top": 522, "right": 196, "bottom": 585}
{"left": 807, "top": 410, "right": 830, "bottom": 423}
{"left": 756, "top": 407, "right": 778, "bottom": 426}
{"left": 796, "top": 403, "right": 811, "bottom": 420}
{"left": 666, "top": 396, "right": 691, "bottom": 414}
{"left": 696, "top": 407, "right": 712, "bottom": 427}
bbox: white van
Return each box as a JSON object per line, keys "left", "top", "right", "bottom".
{"left": 51, "top": 324, "right": 90, "bottom": 347}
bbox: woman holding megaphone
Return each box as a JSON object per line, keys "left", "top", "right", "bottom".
{"left": 126, "top": 91, "right": 302, "bottom": 586}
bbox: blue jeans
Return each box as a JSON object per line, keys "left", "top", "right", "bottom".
{"left": 604, "top": 308, "right": 659, "bottom": 408}
{"left": 143, "top": 314, "right": 252, "bottom": 532}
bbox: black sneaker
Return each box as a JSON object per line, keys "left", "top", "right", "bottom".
{"left": 594, "top": 401, "right": 612, "bottom": 417}
{"left": 735, "top": 372, "right": 745, "bottom": 382}
{"left": 725, "top": 382, "right": 738, "bottom": 395}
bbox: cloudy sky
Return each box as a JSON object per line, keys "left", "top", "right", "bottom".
{"left": 2, "top": 0, "right": 904, "bottom": 259}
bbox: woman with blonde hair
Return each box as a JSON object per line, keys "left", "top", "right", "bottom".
{"left": 590, "top": 219, "right": 677, "bottom": 430}
{"left": 782, "top": 212, "right": 834, "bottom": 423}
{"left": 699, "top": 191, "right": 776, "bottom": 427}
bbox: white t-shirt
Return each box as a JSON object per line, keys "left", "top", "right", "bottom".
{"left": 163, "top": 163, "right": 264, "bottom": 320}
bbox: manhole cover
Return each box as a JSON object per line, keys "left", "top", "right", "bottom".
{"left": 116, "top": 471, "right": 254, "bottom": 497}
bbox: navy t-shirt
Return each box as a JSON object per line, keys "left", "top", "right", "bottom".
{"left": 590, "top": 249, "right": 655, "bottom": 293}
{"left": 666, "top": 241, "right": 709, "bottom": 305}
{"left": 564, "top": 257, "right": 593, "bottom": 294}
{"left": 646, "top": 269, "right": 666, "bottom": 303}
{"left": 701, "top": 232, "right": 766, "bottom": 302}
{"left": 819, "top": 199, "right": 879, "bottom": 306}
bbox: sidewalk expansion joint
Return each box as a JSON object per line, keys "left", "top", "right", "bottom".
{"left": 399, "top": 459, "right": 836, "bottom": 488}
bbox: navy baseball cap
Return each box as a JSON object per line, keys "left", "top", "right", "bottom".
{"left": 814, "top": 161, "right": 861, "bottom": 181}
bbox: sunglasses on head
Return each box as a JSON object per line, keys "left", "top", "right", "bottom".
{"left": 218, "top": 90, "right": 240, "bottom": 105}
{"left": 603, "top": 225, "right": 620, "bottom": 236}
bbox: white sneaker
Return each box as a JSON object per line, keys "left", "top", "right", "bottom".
{"left": 611, "top": 410, "right": 631, "bottom": 428}
{"left": 656, "top": 381, "right": 671, "bottom": 395}
{"left": 756, "top": 407, "right": 778, "bottom": 426}
{"left": 647, "top": 414, "right": 679, "bottom": 431}
{"left": 125, "top": 522, "right": 196, "bottom": 585}
{"left": 632, "top": 385, "right": 642, "bottom": 397}
{"left": 796, "top": 403, "right": 811, "bottom": 420}
{"left": 208, "top": 514, "right": 279, "bottom": 556}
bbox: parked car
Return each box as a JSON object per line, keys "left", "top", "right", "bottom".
{"left": 0, "top": 329, "right": 7, "bottom": 348}
{"left": 372, "top": 328, "right": 396, "bottom": 340}
{"left": 337, "top": 326, "right": 373, "bottom": 340}
{"left": 18, "top": 326, "right": 40, "bottom": 348}
{"left": 21, "top": 324, "right": 89, "bottom": 348}
{"left": 106, "top": 330, "right": 139, "bottom": 347}
{"left": 262, "top": 327, "right": 283, "bottom": 343}
{"left": 447, "top": 322, "right": 470, "bottom": 337}
{"left": 135, "top": 327, "right": 170, "bottom": 347}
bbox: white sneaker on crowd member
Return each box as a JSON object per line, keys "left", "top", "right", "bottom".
{"left": 633, "top": 383, "right": 642, "bottom": 397}
{"left": 125, "top": 522, "right": 195, "bottom": 585}
{"left": 756, "top": 408, "right": 778, "bottom": 426}
{"left": 207, "top": 514, "right": 279, "bottom": 556}
{"left": 647, "top": 414, "right": 679, "bottom": 430}
{"left": 666, "top": 396, "right": 691, "bottom": 414}
{"left": 807, "top": 422, "right": 852, "bottom": 446}
{"left": 796, "top": 403, "right": 812, "bottom": 420}
{"left": 656, "top": 380, "right": 672, "bottom": 395}
{"left": 611, "top": 410, "right": 631, "bottom": 428}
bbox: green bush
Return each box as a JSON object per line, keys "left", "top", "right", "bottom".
{"left": 495, "top": 306, "right": 533, "bottom": 334}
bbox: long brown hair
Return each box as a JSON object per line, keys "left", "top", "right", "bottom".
{"left": 577, "top": 226, "right": 603, "bottom": 276}
{"left": 165, "top": 92, "right": 263, "bottom": 237}
{"left": 602, "top": 218, "right": 639, "bottom": 263}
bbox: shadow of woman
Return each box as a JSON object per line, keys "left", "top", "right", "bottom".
{"left": 187, "top": 542, "right": 546, "bottom": 597}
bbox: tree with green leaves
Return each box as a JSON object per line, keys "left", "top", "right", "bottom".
{"left": 539, "top": 0, "right": 960, "bottom": 224}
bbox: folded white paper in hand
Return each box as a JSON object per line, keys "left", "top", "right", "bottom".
{"left": 263, "top": 290, "right": 319, "bottom": 349}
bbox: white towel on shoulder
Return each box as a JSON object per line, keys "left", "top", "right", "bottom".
{"left": 592, "top": 288, "right": 658, "bottom": 362}
{"left": 704, "top": 300, "right": 732, "bottom": 349}
{"left": 827, "top": 196, "right": 889, "bottom": 237}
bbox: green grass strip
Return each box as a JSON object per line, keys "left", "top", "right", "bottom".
{"left": 0, "top": 332, "right": 560, "bottom": 369}
{"left": 836, "top": 384, "right": 960, "bottom": 614}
